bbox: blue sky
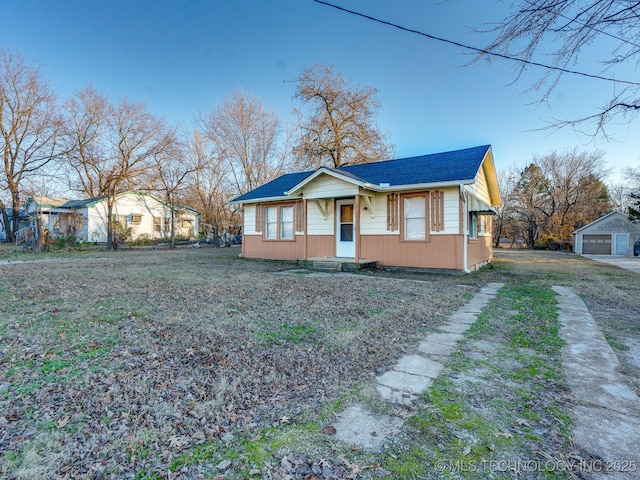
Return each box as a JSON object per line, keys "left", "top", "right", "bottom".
{"left": 2, "top": 0, "right": 638, "bottom": 184}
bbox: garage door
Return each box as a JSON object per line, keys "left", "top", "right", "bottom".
{"left": 583, "top": 234, "right": 611, "bottom": 254}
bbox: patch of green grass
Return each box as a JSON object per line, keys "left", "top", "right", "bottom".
{"left": 604, "top": 333, "right": 630, "bottom": 351}
{"left": 466, "top": 311, "right": 492, "bottom": 337}
{"left": 382, "top": 282, "right": 572, "bottom": 479}
{"left": 254, "top": 321, "right": 318, "bottom": 346}
{"left": 169, "top": 422, "right": 323, "bottom": 477}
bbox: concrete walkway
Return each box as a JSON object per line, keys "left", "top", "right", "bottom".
{"left": 583, "top": 254, "right": 640, "bottom": 274}
{"left": 330, "top": 281, "right": 640, "bottom": 476}
{"left": 553, "top": 286, "right": 640, "bottom": 480}
{"left": 332, "top": 282, "right": 505, "bottom": 452}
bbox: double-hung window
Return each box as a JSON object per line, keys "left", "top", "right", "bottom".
{"left": 404, "top": 195, "right": 426, "bottom": 241}
{"left": 263, "top": 204, "right": 296, "bottom": 240}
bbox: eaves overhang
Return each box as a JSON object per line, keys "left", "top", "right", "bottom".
{"left": 286, "top": 169, "right": 477, "bottom": 197}
{"left": 229, "top": 195, "right": 301, "bottom": 205}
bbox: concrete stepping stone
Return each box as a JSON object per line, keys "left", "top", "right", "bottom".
{"left": 332, "top": 404, "right": 403, "bottom": 453}
{"left": 417, "top": 340, "right": 456, "bottom": 357}
{"left": 376, "top": 370, "right": 434, "bottom": 394}
{"left": 423, "top": 332, "right": 464, "bottom": 346}
{"left": 393, "top": 354, "right": 444, "bottom": 377}
{"left": 377, "top": 385, "right": 417, "bottom": 406}
{"left": 447, "top": 312, "right": 478, "bottom": 324}
{"left": 437, "top": 322, "right": 472, "bottom": 334}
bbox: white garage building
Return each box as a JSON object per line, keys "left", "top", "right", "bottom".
{"left": 573, "top": 211, "right": 640, "bottom": 255}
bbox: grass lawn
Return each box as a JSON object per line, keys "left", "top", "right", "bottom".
{"left": 0, "top": 247, "right": 638, "bottom": 479}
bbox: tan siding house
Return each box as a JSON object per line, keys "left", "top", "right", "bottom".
{"left": 232, "top": 145, "right": 501, "bottom": 272}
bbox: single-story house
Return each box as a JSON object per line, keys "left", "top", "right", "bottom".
{"left": 231, "top": 145, "right": 501, "bottom": 272}
{"left": 573, "top": 210, "right": 640, "bottom": 255}
{"left": 24, "top": 191, "right": 200, "bottom": 243}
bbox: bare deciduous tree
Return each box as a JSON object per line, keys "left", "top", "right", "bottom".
{"left": 292, "top": 63, "right": 394, "bottom": 169}
{"left": 146, "top": 129, "right": 201, "bottom": 248}
{"left": 63, "top": 87, "right": 171, "bottom": 248}
{"left": 478, "top": 0, "right": 640, "bottom": 134}
{"left": 198, "top": 90, "right": 283, "bottom": 196}
{"left": 506, "top": 150, "right": 612, "bottom": 247}
{"left": 183, "top": 130, "right": 237, "bottom": 238}
{"left": 63, "top": 86, "right": 110, "bottom": 197}
{"left": 1, "top": 48, "right": 63, "bottom": 243}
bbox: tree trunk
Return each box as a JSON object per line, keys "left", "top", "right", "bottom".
{"left": 170, "top": 195, "right": 176, "bottom": 249}
{"left": 0, "top": 200, "right": 12, "bottom": 243}
{"left": 106, "top": 194, "right": 115, "bottom": 250}
{"left": 33, "top": 215, "right": 45, "bottom": 253}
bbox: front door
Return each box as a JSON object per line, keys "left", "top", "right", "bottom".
{"left": 336, "top": 199, "right": 355, "bottom": 258}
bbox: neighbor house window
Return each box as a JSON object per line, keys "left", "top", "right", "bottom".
{"left": 128, "top": 214, "right": 142, "bottom": 226}
{"left": 265, "top": 207, "right": 278, "bottom": 239}
{"left": 280, "top": 206, "right": 293, "bottom": 240}
{"left": 404, "top": 195, "right": 426, "bottom": 240}
{"left": 153, "top": 217, "right": 162, "bottom": 233}
{"left": 52, "top": 215, "right": 61, "bottom": 233}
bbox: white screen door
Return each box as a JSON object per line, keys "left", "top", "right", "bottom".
{"left": 336, "top": 199, "right": 355, "bottom": 258}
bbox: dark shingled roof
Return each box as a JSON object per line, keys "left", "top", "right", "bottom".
{"left": 232, "top": 145, "right": 491, "bottom": 203}
{"left": 61, "top": 195, "right": 108, "bottom": 208}
{"left": 232, "top": 171, "right": 314, "bottom": 203}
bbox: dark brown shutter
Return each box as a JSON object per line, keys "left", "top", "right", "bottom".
{"left": 255, "top": 204, "right": 264, "bottom": 232}
{"left": 294, "top": 201, "right": 304, "bottom": 232}
{"left": 430, "top": 191, "right": 444, "bottom": 232}
{"left": 387, "top": 193, "right": 399, "bottom": 231}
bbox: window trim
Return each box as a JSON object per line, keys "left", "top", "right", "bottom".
{"left": 399, "top": 193, "right": 430, "bottom": 243}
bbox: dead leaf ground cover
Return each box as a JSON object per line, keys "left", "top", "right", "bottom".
{"left": 1, "top": 247, "right": 638, "bottom": 479}
{"left": 0, "top": 247, "right": 473, "bottom": 479}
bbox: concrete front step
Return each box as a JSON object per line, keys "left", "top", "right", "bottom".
{"left": 311, "top": 261, "right": 341, "bottom": 271}
{"left": 303, "top": 259, "right": 378, "bottom": 272}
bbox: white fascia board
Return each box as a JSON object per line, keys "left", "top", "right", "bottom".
{"left": 229, "top": 195, "right": 299, "bottom": 205}
{"left": 373, "top": 179, "right": 476, "bottom": 193}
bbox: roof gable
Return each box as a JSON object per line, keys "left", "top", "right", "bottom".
{"left": 573, "top": 210, "right": 631, "bottom": 234}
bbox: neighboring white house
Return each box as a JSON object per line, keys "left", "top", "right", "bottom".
{"left": 24, "top": 192, "right": 200, "bottom": 243}
{"left": 573, "top": 210, "right": 640, "bottom": 255}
